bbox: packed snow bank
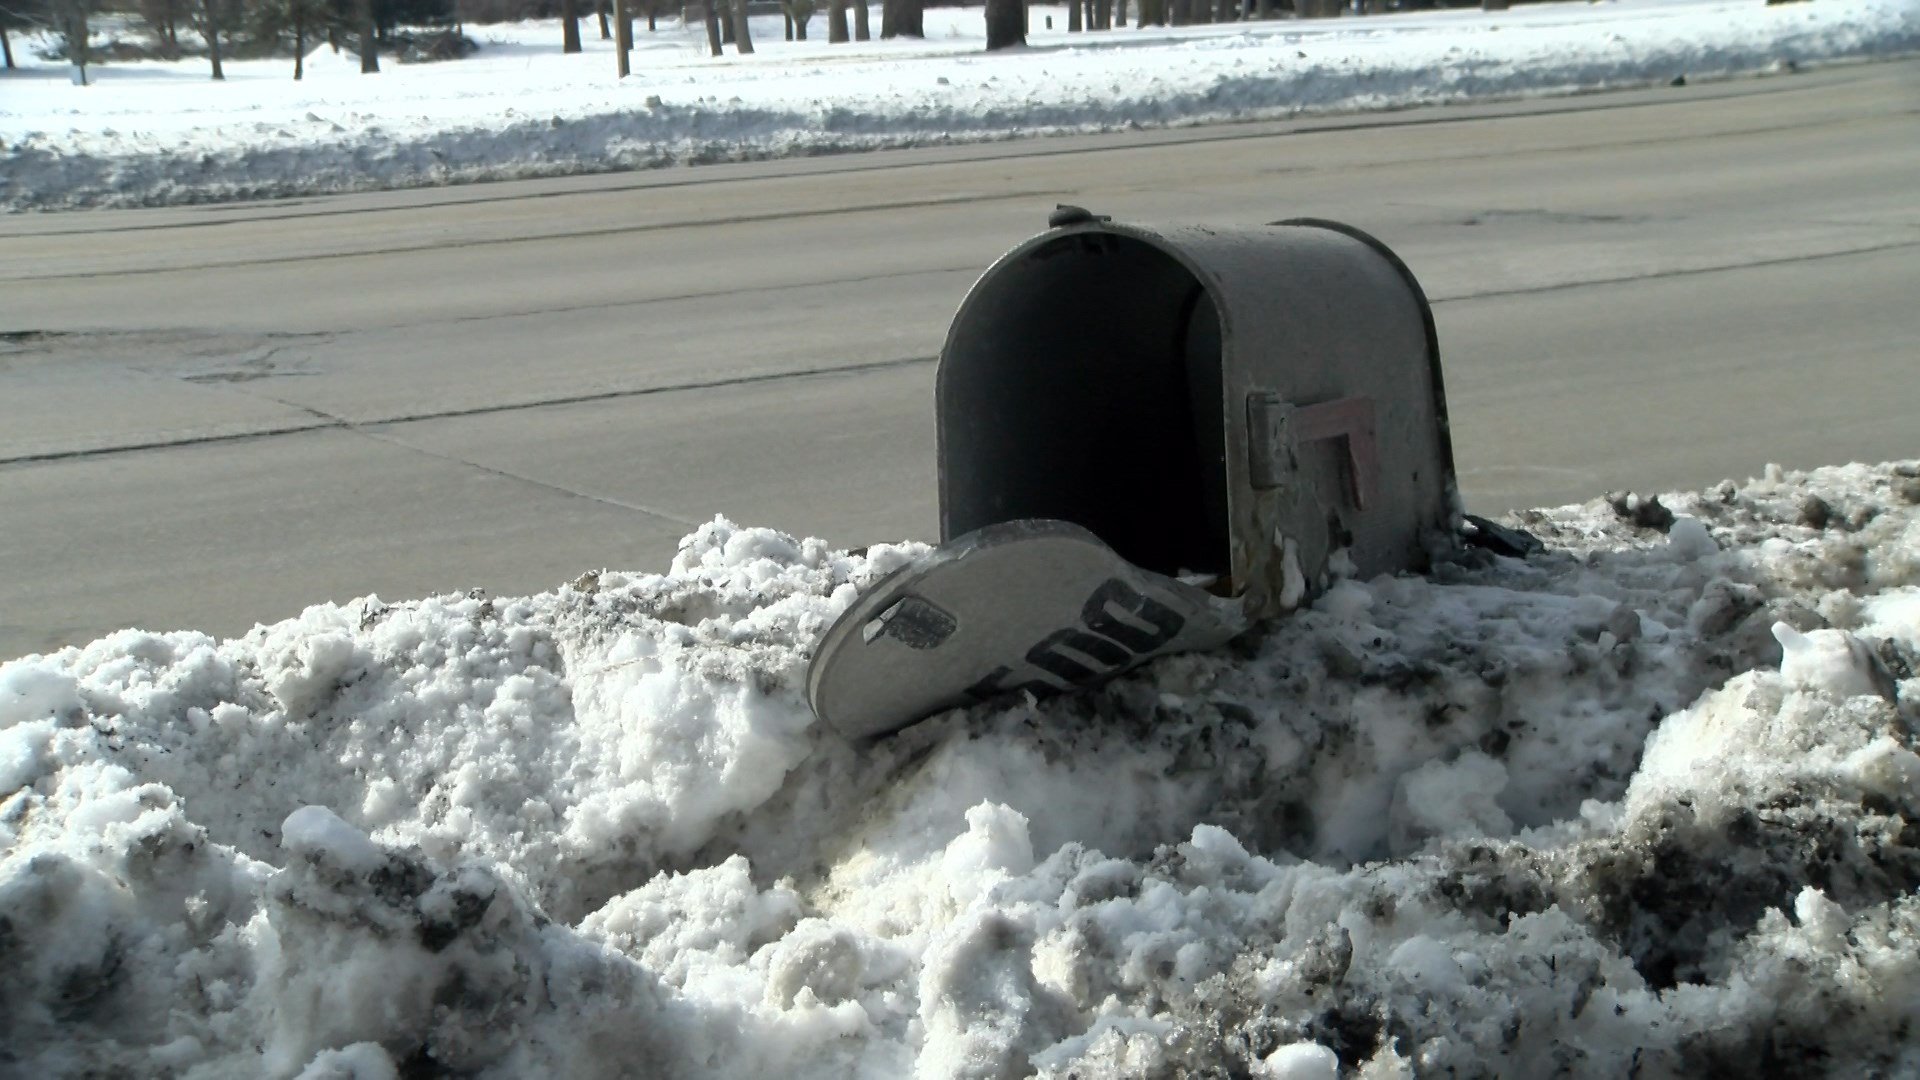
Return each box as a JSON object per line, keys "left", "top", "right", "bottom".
{"left": 4, "top": 460, "right": 1919, "bottom": 1076}
{"left": 3, "top": 0, "right": 1917, "bottom": 211}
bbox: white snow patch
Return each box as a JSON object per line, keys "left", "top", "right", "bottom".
{"left": 3, "top": 0, "right": 1917, "bottom": 210}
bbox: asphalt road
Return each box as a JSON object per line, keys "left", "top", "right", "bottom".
{"left": 3, "top": 59, "right": 1917, "bottom": 660}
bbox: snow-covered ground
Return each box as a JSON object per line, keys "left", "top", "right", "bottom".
{"left": 3, "top": 0, "right": 1917, "bottom": 211}
{"left": 3, "top": 460, "right": 1919, "bottom": 1077}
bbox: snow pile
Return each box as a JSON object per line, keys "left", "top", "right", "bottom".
{"left": 3, "top": 0, "right": 1917, "bottom": 211}
{"left": 4, "top": 461, "right": 1920, "bottom": 1077}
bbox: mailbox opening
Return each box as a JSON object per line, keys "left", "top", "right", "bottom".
{"left": 939, "top": 232, "right": 1232, "bottom": 581}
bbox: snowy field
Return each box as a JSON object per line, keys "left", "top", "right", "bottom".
{"left": 2, "top": 0, "right": 1917, "bottom": 211}
{"left": 3, "top": 461, "right": 1920, "bottom": 1076}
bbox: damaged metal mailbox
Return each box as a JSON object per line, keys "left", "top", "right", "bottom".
{"left": 809, "top": 214, "right": 1461, "bottom": 740}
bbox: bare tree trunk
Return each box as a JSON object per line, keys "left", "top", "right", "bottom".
{"left": 1254, "top": 0, "right": 1270, "bottom": 17}
{"left": 1067, "top": 0, "right": 1079, "bottom": 31}
{"left": 880, "top": 0, "right": 893, "bottom": 36}
{"left": 894, "top": 0, "right": 920, "bottom": 35}
{"left": 984, "top": 0, "right": 1022, "bottom": 48}
{"left": 731, "top": 0, "right": 753, "bottom": 51}
{"left": 720, "top": 0, "right": 734, "bottom": 41}
{"left": 780, "top": 2, "right": 792, "bottom": 39}
{"left": 852, "top": 0, "right": 868, "bottom": 38}
{"left": 597, "top": 0, "right": 610, "bottom": 38}
{"left": 613, "top": 0, "right": 631, "bottom": 75}
{"left": 1215, "top": 0, "right": 1232, "bottom": 22}
{"left": 701, "top": 0, "right": 722, "bottom": 53}
{"left": 61, "top": 0, "right": 91, "bottom": 84}
{"left": 1115, "top": 0, "right": 1127, "bottom": 26}
{"left": 561, "top": 0, "right": 582, "bottom": 52}
{"left": 827, "top": 0, "right": 847, "bottom": 40}
{"left": 293, "top": 11, "right": 304, "bottom": 78}
{"left": 360, "top": 0, "right": 379, "bottom": 72}
{"left": 201, "top": 0, "right": 224, "bottom": 78}
{"left": 1, "top": 27, "right": 12, "bottom": 69}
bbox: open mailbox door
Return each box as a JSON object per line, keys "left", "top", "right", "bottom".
{"left": 808, "top": 214, "right": 1460, "bottom": 740}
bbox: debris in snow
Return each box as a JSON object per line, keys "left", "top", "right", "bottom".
{"left": 3, "top": 461, "right": 1919, "bottom": 1077}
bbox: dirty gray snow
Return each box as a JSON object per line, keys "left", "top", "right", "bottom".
{"left": 3, "top": 460, "right": 1920, "bottom": 1078}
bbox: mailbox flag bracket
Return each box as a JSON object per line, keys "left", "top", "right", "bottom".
{"left": 1247, "top": 392, "right": 1379, "bottom": 511}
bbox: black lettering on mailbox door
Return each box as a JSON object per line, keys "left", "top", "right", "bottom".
{"left": 1080, "top": 578, "right": 1184, "bottom": 653}
{"left": 963, "top": 577, "right": 1189, "bottom": 704}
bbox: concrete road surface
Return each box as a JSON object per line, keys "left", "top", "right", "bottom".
{"left": 3, "top": 59, "right": 1917, "bottom": 659}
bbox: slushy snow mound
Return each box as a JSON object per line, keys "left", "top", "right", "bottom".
{"left": 4, "top": 462, "right": 1919, "bottom": 1078}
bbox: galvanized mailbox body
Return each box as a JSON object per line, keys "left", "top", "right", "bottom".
{"left": 938, "top": 217, "right": 1459, "bottom": 619}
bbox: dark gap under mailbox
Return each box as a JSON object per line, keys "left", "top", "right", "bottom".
{"left": 809, "top": 213, "right": 1462, "bottom": 739}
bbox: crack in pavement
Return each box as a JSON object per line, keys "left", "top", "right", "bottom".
{"left": 421, "top": 264, "right": 982, "bottom": 330}
{"left": 1426, "top": 237, "right": 1920, "bottom": 305}
{"left": 1, "top": 190, "right": 1056, "bottom": 284}
{"left": 328, "top": 420, "right": 704, "bottom": 530}
{"left": 0, "top": 353, "right": 936, "bottom": 468}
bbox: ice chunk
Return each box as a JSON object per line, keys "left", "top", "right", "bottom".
{"left": 1667, "top": 515, "right": 1719, "bottom": 561}
{"left": 1256, "top": 1042, "right": 1340, "bottom": 1079}
{"left": 280, "top": 805, "right": 386, "bottom": 874}
{"left": 1388, "top": 751, "right": 1515, "bottom": 855}
{"left": 1773, "top": 623, "right": 1895, "bottom": 701}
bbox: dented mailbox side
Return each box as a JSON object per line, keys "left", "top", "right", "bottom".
{"left": 937, "top": 217, "right": 1458, "bottom": 623}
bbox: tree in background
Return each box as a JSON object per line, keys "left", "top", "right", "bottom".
{"left": 189, "top": 0, "right": 240, "bottom": 78}
{"left": 255, "top": 0, "right": 336, "bottom": 77}
{"left": 0, "top": 0, "right": 48, "bottom": 69}
{"left": 48, "top": 0, "right": 91, "bottom": 82}
{"left": 356, "top": 0, "right": 376, "bottom": 68}
{"left": 612, "top": 0, "right": 630, "bottom": 73}
{"left": 879, "top": 0, "right": 917, "bottom": 38}
{"left": 727, "top": 0, "right": 749, "bottom": 52}
{"left": 559, "top": 0, "right": 579, "bottom": 52}
{"left": 777, "top": 0, "right": 813, "bottom": 40}
{"left": 136, "top": 0, "right": 186, "bottom": 57}
{"left": 849, "top": 0, "right": 864, "bottom": 38}
{"left": 983, "top": 0, "right": 1020, "bottom": 49}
